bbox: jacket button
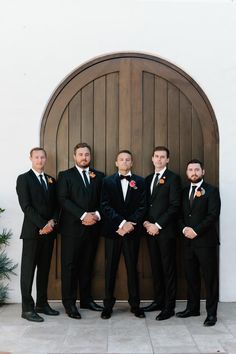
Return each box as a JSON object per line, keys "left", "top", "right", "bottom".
{"left": 150, "top": 204, "right": 152, "bottom": 207}
{"left": 189, "top": 214, "right": 191, "bottom": 217}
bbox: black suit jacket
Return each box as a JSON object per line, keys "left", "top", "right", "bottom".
{"left": 145, "top": 169, "right": 181, "bottom": 239}
{"left": 101, "top": 173, "right": 146, "bottom": 238}
{"left": 16, "top": 169, "right": 57, "bottom": 239}
{"left": 179, "top": 181, "right": 221, "bottom": 247}
{"left": 57, "top": 167, "right": 105, "bottom": 236}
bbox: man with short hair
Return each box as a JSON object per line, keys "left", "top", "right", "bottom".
{"left": 176, "top": 159, "right": 221, "bottom": 327}
{"left": 142, "top": 146, "right": 181, "bottom": 320}
{"left": 16, "top": 147, "right": 59, "bottom": 322}
{"left": 100, "top": 150, "right": 146, "bottom": 319}
{"left": 57, "top": 142, "right": 105, "bottom": 319}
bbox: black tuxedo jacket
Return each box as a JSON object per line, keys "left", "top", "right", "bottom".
{"left": 101, "top": 173, "right": 146, "bottom": 238}
{"left": 179, "top": 181, "right": 221, "bottom": 247}
{"left": 145, "top": 169, "right": 181, "bottom": 239}
{"left": 57, "top": 167, "right": 105, "bottom": 237}
{"left": 16, "top": 169, "right": 57, "bottom": 239}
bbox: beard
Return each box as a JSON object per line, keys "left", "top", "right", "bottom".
{"left": 188, "top": 175, "right": 203, "bottom": 183}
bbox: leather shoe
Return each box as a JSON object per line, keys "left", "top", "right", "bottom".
{"left": 131, "top": 307, "right": 146, "bottom": 318}
{"left": 80, "top": 301, "right": 103, "bottom": 311}
{"left": 101, "top": 308, "right": 112, "bottom": 319}
{"left": 141, "top": 302, "right": 164, "bottom": 312}
{"left": 65, "top": 305, "right": 81, "bottom": 319}
{"left": 156, "top": 309, "right": 175, "bottom": 321}
{"left": 204, "top": 315, "right": 217, "bottom": 327}
{"left": 176, "top": 309, "right": 200, "bottom": 318}
{"left": 22, "top": 310, "right": 44, "bottom": 322}
{"left": 35, "top": 304, "right": 60, "bottom": 316}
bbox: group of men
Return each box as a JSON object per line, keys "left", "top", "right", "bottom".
{"left": 16, "top": 143, "right": 221, "bottom": 327}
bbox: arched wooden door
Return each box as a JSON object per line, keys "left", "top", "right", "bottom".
{"left": 41, "top": 53, "right": 218, "bottom": 300}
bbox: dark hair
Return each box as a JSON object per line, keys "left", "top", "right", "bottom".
{"left": 73, "top": 143, "right": 91, "bottom": 155}
{"left": 116, "top": 149, "right": 133, "bottom": 160}
{"left": 30, "top": 147, "right": 47, "bottom": 157}
{"left": 187, "top": 159, "right": 204, "bottom": 169}
{"left": 152, "top": 146, "right": 170, "bottom": 158}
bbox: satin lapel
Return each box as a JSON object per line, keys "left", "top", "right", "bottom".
{"left": 124, "top": 176, "right": 133, "bottom": 204}
{"left": 184, "top": 187, "right": 191, "bottom": 212}
{"left": 151, "top": 170, "right": 168, "bottom": 200}
{"left": 147, "top": 174, "right": 154, "bottom": 202}
{"left": 29, "top": 169, "right": 47, "bottom": 198}
{"left": 115, "top": 173, "right": 125, "bottom": 204}
{"left": 191, "top": 181, "right": 207, "bottom": 210}
{"left": 73, "top": 167, "right": 87, "bottom": 191}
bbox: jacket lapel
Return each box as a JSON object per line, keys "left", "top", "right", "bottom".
{"left": 115, "top": 173, "right": 126, "bottom": 204}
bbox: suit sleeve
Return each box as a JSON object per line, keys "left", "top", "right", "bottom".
{"left": 57, "top": 171, "right": 86, "bottom": 220}
{"left": 100, "top": 179, "right": 124, "bottom": 229}
{"left": 16, "top": 174, "right": 47, "bottom": 229}
{"left": 194, "top": 187, "right": 221, "bottom": 236}
{"left": 156, "top": 175, "right": 181, "bottom": 228}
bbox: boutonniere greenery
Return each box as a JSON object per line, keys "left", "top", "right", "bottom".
{"left": 196, "top": 187, "right": 205, "bottom": 197}
{"left": 129, "top": 180, "right": 138, "bottom": 189}
{"left": 159, "top": 176, "right": 166, "bottom": 185}
{"left": 89, "top": 171, "right": 96, "bottom": 178}
{"left": 47, "top": 177, "right": 54, "bottom": 184}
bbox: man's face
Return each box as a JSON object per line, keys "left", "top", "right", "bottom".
{"left": 30, "top": 150, "right": 47, "bottom": 172}
{"left": 152, "top": 150, "right": 169, "bottom": 171}
{"left": 115, "top": 153, "right": 133, "bottom": 173}
{"left": 186, "top": 163, "right": 205, "bottom": 183}
{"left": 74, "top": 147, "right": 91, "bottom": 168}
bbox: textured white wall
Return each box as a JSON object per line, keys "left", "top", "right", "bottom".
{"left": 0, "top": 0, "right": 236, "bottom": 302}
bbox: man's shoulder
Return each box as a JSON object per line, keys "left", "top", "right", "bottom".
{"left": 165, "top": 169, "right": 180, "bottom": 179}
{"left": 90, "top": 168, "right": 105, "bottom": 179}
{"left": 58, "top": 167, "right": 76, "bottom": 177}
{"left": 17, "top": 170, "right": 33, "bottom": 181}
{"left": 132, "top": 173, "right": 145, "bottom": 182}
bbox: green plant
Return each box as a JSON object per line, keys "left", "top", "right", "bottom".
{"left": 0, "top": 208, "right": 17, "bottom": 304}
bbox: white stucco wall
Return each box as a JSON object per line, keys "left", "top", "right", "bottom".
{"left": 0, "top": 0, "right": 235, "bottom": 302}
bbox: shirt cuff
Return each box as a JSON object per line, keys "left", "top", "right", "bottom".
{"left": 80, "top": 212, "right": 87, "bottom": 220}
{"left": 119, "top": 220, "right": 126, "bottom": 228}
{"left": 155, "top": 222, "right": 162, "bottom": 230}
{"left": 95, "top": 211, "right": 101, "bottom": 221}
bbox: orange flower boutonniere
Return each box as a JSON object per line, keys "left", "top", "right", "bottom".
{"left": 47, "top": 177, "right": 54, "bottom": 184}
{"left": 89, "top": 171, "right": 96, "bottom": 178}
{"left": 159, "top": 176, "right": 166, "bottom": 185}
{"left": 196, "top": 187, "right": 205, "bottom": 197}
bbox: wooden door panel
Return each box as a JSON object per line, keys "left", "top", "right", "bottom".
{"left": 41, "top": 53, "right": 218, "bottom": 300}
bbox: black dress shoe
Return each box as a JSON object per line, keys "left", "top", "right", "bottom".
{"left": 204, "top": 315, "right": 217, "bottom": 327}
{"left": 80, "top": 301, "right": 104, "bottom": 311}
{"left": 35, "top": 304, "right": 60, "bottom": 316}
{"left": 101, "top": 308, "right": 112, "bottom": 319}
{"left": 65, "top": 305, "right": 81, "bottom": 319}
{"left": 141, "top": 302, "right": 164, "bottom": 312}
{"left": 22, "top": 310, "right": 44, "bottom": 322}
{"left": 156, "top": 309, "right": 175, "bottom": 321}
{"left": 176, "top": 309, "right": 200, "bottom": 318}
{"left": 131, "top": 307, "right": 146, "bottom": 318}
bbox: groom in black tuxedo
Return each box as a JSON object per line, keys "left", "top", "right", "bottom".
{"left": 16, "top": 147, "right": 59, "bottom": 322}
{"left": 57, "top": 142, "right": 105, "bottom": 319}
{"left": 176, "top": 159, "right": 221, "bottom": 327}
{"left": 142, "top": 146, "right": 181, "bottom": 320}
{"left": 100, "top": 150, "right": 146, "bottom": 319}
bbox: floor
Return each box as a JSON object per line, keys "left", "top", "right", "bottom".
{"left": 1, "top": 302, "right": 236, "bottom": 354}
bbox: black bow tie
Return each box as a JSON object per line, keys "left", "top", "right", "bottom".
{"left": 120, "top": 175, "right": 131, "bottom": 181}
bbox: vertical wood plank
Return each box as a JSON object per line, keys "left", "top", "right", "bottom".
{"left": 155, "top": 76, "right": 168, "bottom": 147}
{"left": 81, "top": 82, "right": 94, "bottom": 160}
{"left": 119, "top": 59, "right": 131, "bottom": 150}
{"left": 94, "top": 77, "right": 106, "bottom": 173}
{"left": 68, "top": 91, "right": 82, "bottom": 168}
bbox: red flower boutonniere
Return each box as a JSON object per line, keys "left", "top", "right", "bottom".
{"left": 159, "top": 176, "right": 166, "bottom": 185}
{"left": 47, "top": 177, "right": 53, "bottom": 184}
{"left": 89, "top": 171, "right": 96, "bottom": 178}
{"left": 196, "top": 187, "right": 205, "bottom": 197}
{"left": 129, "top": 180, "right": 138, "bottom": 189}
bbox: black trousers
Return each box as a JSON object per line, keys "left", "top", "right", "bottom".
{"left": 184, "top": 246, "right": 218, "bottom": 316}
{"left": 61, "top": 230, "right": 99, "bottom": 309}
{"left": 147, "top": 236, "right": 176, "bottom": 311}
{"left": 104, "top": 236, "right": 140, "bottom": 309}
{"left": 20, "top": 237, "right": 54, "bottom": 312}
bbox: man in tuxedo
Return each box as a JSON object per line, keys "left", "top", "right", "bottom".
{"left": 176, "top": 159, "right": 221, "bottom": 326}
{"left": 100, "top": 150, "right": 146, "bottom": 319}
{"left": 57, "top": 142, "right": 104, "bottom": 319}
{"left": 16, "top": 147, "right": 59, "bottom": 322}
{"left": 142, "top": 146, "right": 181, "bottom": 320}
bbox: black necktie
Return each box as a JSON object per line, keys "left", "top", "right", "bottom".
{"left": 39, "top": 174, "right": 48, "bottom": 193}
{"left": 189, "top": 185, "right": 197, "bottom": 207}
{"left": 82, "top": 170, "right": 90, "bottom": 188}
{"left": 120, "top": 175, "right": 131, "bottom": 181}
{"left": 151, "top": 173, "right": 159, "bottom": 194}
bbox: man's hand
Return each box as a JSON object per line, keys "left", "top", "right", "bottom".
{"left": 145, "top": 222, "right": 160, "bottom": 236}
{"left": 122, "top": 221, "right": 136, "bottom": 234}
{"left": 82, "top": 212, "right": 98, "bottom": 226}
{"left": 183, "top": 227, "right": 197, "bottom": 239}
{"left": 116, "top": 228, "right": 127, "bottom": 237}
{"left": 39, "top": 223, "right": 54, "bottom": 235}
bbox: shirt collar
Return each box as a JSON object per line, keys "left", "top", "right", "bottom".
{"left": 155, "top": 166, "right": 166, "bottom": 178}
{"left": 191, "top": 179, "right": 204, "bottom": 189}
{"left": 31, "top": 168, "right": 45, "bottom": 178}
{"left": 76, "top": 165, "right": 89, "bottom": 174}
{"left": 118, "top": 171, "right": 132, "bottom": 177}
